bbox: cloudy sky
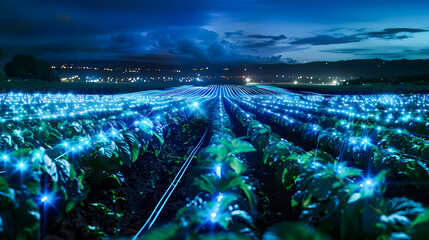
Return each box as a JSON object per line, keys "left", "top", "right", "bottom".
{"left": 1, "top": 0, "right": 429, "bottom": 64}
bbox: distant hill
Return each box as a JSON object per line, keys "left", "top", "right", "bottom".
{"left": 52, "top": 58, "right": 429, "bottom": 80}
{"left": 233, "top": 59, "right": 429, "bottom": 79}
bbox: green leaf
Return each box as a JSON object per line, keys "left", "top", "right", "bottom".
{"left": 152, "top": 132, "right": 164, "bottom": 150}
{"left": 225, "top": 156, "right": 247, "bottom": 175}
{"left": 65, "top": 200, "right": 76, "bottom": 213}
{"left": 230, "top": 139, "right": 256, "bottom": 154}
{"left": 0, "top": 177, "right": 9, "bottom": 194}
{"left": 204, "top": 144, "right": 229, "bottom": 162}
{"left": 140, "top": 223, "right": 185, "bottom": 240}
{"left": 123, "top": 131, "right": 140, "bottom": 163}
{"left": 280, "top": 162, "right": 301, "bottom": 190}
{"left": 25, "top": 180, "right": 40, "bottom": 195}
{"left": 263, "top": 222, "right": 330, "bottom": 240}
{"left": 56, "top": 159, "right": 72, "bottom": 185}
{"left": 299, "top": 150, "right": 334, "bottom": 165}
{"left": 409, "top": 209, "right": 429, "bottom": 239}
{"left": 308, "top": 177, "right": 335, "bottom": 201}
{"left": 115, "top": 138, "right": 132, "bottom": 167}
{"left": 43, "top": 154, "right": 58, "bottom": 183}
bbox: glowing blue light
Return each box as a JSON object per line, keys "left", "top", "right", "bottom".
{"left": 19, "top": 162, "right": 24, "bottom": 168}
{"left": 41, "top": 196, "right": 48, "bottom": 202}
{"left": 216, "top": 166, "right": 221, "bottom": 178}
{"left": 365, "top": 180, "right": 371, "bottom": 185}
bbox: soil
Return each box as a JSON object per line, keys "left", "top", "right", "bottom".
{"left": 44, "top": 115, "right": 210, "bottom": 240}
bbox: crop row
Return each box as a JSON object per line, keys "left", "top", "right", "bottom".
{"left": 225, "top": 96, "right": 429, "bottom": 239}
{"left": 141, "top": 98, "right": 258, "bottom": 239}
{"left": 0, "top": 93, "right": 206, "bottom": 239}
{"left": 230, "top": 97, "right": 429, "bottom": 180}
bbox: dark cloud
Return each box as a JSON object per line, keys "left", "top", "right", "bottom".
{"left": 110, "top": 33, "right": 147, "bottom": 49}
{"left": 284, "top": 58, "right": 298, "bottom": 64}
{"left": 290, "top": 27, "right": 428, "bottom": 46}
{"left": 1, "top": 0, "right": 428, "bottom": 63}
{"left": 321, "top": 48, "right": 370, "bottom": 54}
{"left": 419, "top": 48, "right": 429, "bottom": 55}
{"left": 358, "top": 52, "right": 409, "bottom": 58}
{"left": 100, "top": 28, "right": 270, "bottom": 64}
{"left": 290, "top": 35, "right": 360, "bottom": 45}
{"left": 207, "top": 40, "right": 234, "bottom": 58}
{"left": 268, "top": 55, "right": 284, "bottom": 63}
{"left": 225, "top": 31, "right": 244, "bottom": 38}
{"left": 0, "top": 0, "right": 216, "bottom": 37}
{"left": 175, "top": 40, "right": 207, "bottom": 60}
{"left": 240, "top": 40, "right": 277, "bottom": 48}
{"left": 111, "top": 33, "right": 145, "bottom": 45}
{"left": 246, "top": 34, "right": 287, "bottom": 41}
{"left": 116, "top": 54, "right": 177, "bottom": 63}
{"left": 365, "top": 28, "right": 427, "bottom": 39}
{"left": 267, "top": 55, "right": 298, "bottom": 64}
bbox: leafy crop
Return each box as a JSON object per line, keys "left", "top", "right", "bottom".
{"left": 2, "top": 87, "right": 429, "bottom": 240}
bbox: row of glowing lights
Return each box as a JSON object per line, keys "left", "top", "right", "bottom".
{"left": 226, "top": 98, "right": 380, "bottom": 195}
{"left": 1, "top": 96, "right": 208, "bottom": 205}
{"left": 242, "top": 97, "right": 413, "bottom": 138}
{"left": 0, "top": 95, "right": 198, "bottom": 121}
{"left": 1, "top": 86, "right": 392, "bottom": 210}
{"left": 231, "top": 98, "right": 415, "bottom": 157}
{"left": 242, "top": 98, "right": 427, "bottom": 132}
{"left": 211, "top": 99, "right": 235, "bottom": 221}
{"left": 251, "top": 100, "right": 427, "bottom": 131}
{"left": 269, "top": 94, "right": 429, "bottom": 112}
{"left": 266, "top": 95, "right": 428, "bottom": 117}
{"left": 247, "top": 96, "right": 428, "bottom": 128}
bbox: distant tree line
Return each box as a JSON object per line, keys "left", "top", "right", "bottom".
{"left": 2, "top": 53, "right": 59, "bottom": 81}
{"left": 345, "top": 74, "right": 429, "bottom": 85}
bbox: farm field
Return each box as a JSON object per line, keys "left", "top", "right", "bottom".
{"left": 1, "top": 85, "right": 429, "bottom": 240}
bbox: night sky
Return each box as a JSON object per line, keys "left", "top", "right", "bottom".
{"left": 1, "top": 0, "right": 429, "bottom": 65}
